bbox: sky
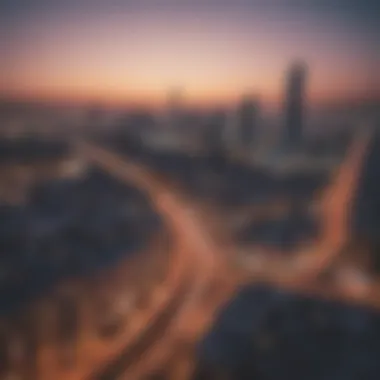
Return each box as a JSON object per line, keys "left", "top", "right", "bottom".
{"left": 0, "top": 0, "right": 379, "bottom": 108}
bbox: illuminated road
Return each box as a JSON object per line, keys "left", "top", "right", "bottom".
{"left": 295, "top": 127, "right": 372, "bottom": 279}
{"left": 27, "top": 236, "right": 180, "bottom": 380}
{"left": 239, "top": 127, "right": 380, "bottom": 310}
{"left": 0, "top": 127, "right": 375, "bottom": 380}
{"left": 76, "top": 126, "right": 378, "bottom": 380}
{"left": 78, "top": 142, "right": 240, "bottom": 380}
{"left": 246, "top": 127, "right": 372, "bottom": 280}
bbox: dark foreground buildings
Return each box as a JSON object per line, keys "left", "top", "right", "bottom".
{"left": 237, "top": 95, "right": 259, "bottom": 149}
{"left": 353, "top": 129, "right": 380, "bottom": 272}
{"left": 193, "top": 285, "right": 380, "bottom": 380}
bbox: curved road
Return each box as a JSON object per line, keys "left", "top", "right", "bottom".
{"left": 77, "top": 126, "right": 378, "bottom": 379}
{"left": 240, "top": 127, "right": 380, "bottom": 310}
{"left": 78, "top": 141, "right": 239, "bottom": 380}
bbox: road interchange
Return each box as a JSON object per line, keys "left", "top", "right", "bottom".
{"left": 74, "top": 127, "right": 380, "bottom": 380}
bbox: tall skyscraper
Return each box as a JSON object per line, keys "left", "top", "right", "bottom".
{"left": 237, "top": 95, "right": 259, "bottom": 149}
{"left": 283, "top": 61, "right": 307, "bottom": 148}
{"left": 166, "top": 87, "right": 184, "bottom": 130}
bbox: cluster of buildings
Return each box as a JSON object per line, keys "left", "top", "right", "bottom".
{"left": 136, "top": 62, "right": 308, "bottom": 159}
{"left": 193, "top": 284, "right": 380, "bottom": 380}
{"left": 0, "top": 167, "right": 162, "bottom": 316}
{"left": 0, "top": 61, "right": 359, "bottom": 174}
{"left": 225, "top": 61, "right": 306, "bottom": 154}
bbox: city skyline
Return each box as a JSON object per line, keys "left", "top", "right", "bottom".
{"left": 1, "top": 0, "right": 379, "bottom": 108}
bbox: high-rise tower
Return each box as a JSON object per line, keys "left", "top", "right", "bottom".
{"left": 283, "top": 61, "right": 307, "bottom": 148}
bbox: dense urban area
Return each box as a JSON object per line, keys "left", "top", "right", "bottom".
{"left": 0, "top": 60, "right": 379, "bottom": 380}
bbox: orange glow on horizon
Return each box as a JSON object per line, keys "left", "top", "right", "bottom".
{"left": 1, "top": 6, "right": 375, "bottom": 111}
{"left": 0, "top": 80, "right": 373, "bottom": 111}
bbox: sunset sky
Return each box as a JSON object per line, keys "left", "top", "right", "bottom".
{"left": 0, "top": 0, "right": 379, "bottom": 108}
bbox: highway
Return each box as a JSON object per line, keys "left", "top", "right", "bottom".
{"left": 75, "top": 126, "right": 379, "bottom": 379}
{"left": 20, "top": 235, "right": 176, "bottom": 380}
{"left": 239, "top": 127, "right": 380, "bottom": 310}
{"left": 78, "top": 142, "right": 240, "bottom": 380}
{"left": 10, "top": 143, "right": 202, "bottom": 380}
{"left": 294, "top": 127, "right": 373, "bottom": 279}
{"left": 250, "top": 128, "right": 371, "bottom": 278}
